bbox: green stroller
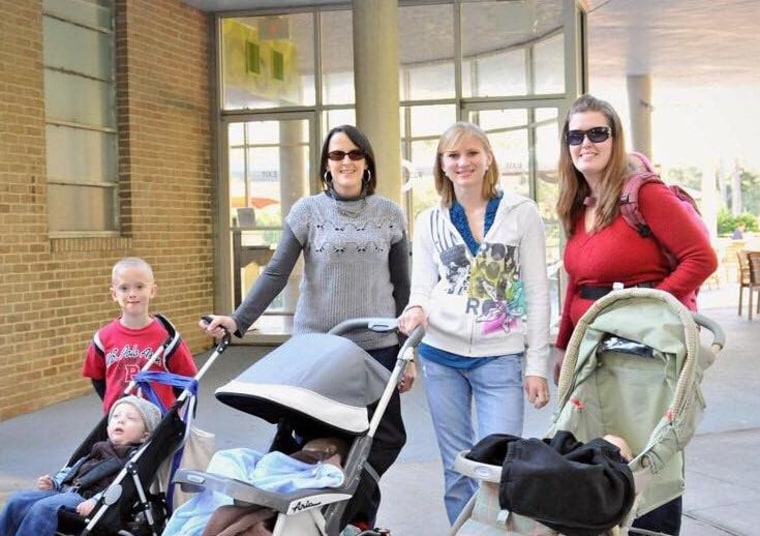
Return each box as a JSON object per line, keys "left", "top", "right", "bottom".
{"left": 451, "top": 288, "right": 725, "bottom": 536}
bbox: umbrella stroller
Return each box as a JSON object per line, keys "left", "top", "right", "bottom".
{"left": 450, "top": 288, "right": 725, "bottom": 536}
{"left": 55, "top": 318, "right": 230, "bottom": 536}
{"left": 171, "top": 317, "right": 423, "bottom": 536}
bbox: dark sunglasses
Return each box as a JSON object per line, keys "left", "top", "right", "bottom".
{"left": 566, "top": 126, "right": 611, "bottom": 146}
{"left": 327, "top": 150, "right": 366, "bottom": 161}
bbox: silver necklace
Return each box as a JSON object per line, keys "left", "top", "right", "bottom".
{"left": 333, "top": 195, "right": 367, "bottom": 218}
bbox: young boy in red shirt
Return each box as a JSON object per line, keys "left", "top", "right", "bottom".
{"left": 82, "top": 257, "right": 198, "bottom": 412}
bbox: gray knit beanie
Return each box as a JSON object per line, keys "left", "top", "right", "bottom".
{"left": 110, "top": 395, "right": 162, "bottom": 435}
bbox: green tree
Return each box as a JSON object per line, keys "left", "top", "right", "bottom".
{"left": 733, "top": 169, "right": 760, "bottom": 216}
{"left": 717, "top": 208, "right": 758, "bottom": 235}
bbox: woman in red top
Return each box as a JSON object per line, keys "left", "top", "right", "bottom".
{"left": 552, "top": 94, "right": 717, "bottom": 535}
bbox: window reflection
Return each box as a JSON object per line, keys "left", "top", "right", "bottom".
{"left": 221, "top": 14, "right": 315, "bottom": 109}
{"left": 399, "top": 3, "right": 454, "bottom": 101}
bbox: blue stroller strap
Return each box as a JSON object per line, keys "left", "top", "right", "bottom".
{"left": 133, "top": 370, "right": 199, "bottom": 413}
{"left": 133, "top": 370, "right": 199, "bottom": 512}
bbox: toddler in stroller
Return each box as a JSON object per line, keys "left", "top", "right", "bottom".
{"left": 449, "top": 288, "right": 725, "bottom": 536}
{"left": 12, "top": 325, "right": 229, "bottom": 536}
{"left": 169, "top": 318, "right": 423, "bottom": 536}
{"left": 0, "top": 396, "right": 161, "bottom": 536}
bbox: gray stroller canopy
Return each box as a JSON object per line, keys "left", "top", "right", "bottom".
{"left": 215, "top": 333, "right": 390, "bottom": 434}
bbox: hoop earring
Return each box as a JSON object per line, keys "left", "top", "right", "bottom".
{"left": 363, "top": 169, "right": 371, "bottom": 184}
{"left": 323, "top": 170, "right": 332, "bottom": 183}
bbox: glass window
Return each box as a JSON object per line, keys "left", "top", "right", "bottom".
{"left": 399, "top": 3, "right": 455, "bottom": 101}
{"left": 44, "top": 71, "right": 115, "bottom": 127}
{"left": 320, "top": 10, "right": 354, "bottom": 105}
{"left": 534, "top": 107, "right": 561, "bottom": 263}
{"left": 228, "top": 119, "right": 310, "bottom": 312}
{"left": 401, "top": 104, "right": 457, "bottom": 229}
{"left": 463, "top": 49, "right": 527, "bottom": 98}
{"left": 221, "top": 14, "right": 315, "bottom": 109}
{"left": 323, "top": 109, "right": 356, "bottom": 134}
{"left": 43, "top": 0, "right": 117, "bottom": 234}
{"left": 43, "top": 17, "right": 112, "bottom": 81}
{"left": 473, "top": 109, "right": 531, "bottom": 197}
{"left": 533, "top": 32, "right": 565, "bottom": 95}
{"left": 461, "top": 0, "right": 565, "bottom": 98}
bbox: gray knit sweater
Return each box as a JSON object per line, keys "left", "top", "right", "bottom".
{"left": 232, "top": 192, "right": 410, "bottom": 350}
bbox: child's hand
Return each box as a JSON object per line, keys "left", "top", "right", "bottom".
{"left": 76, "top": 498, "right": 97, "bottom": 517}
{"left": 37, "top": 474, "right": 54, "bottom": 490}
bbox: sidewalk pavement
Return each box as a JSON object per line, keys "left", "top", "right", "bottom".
{"left": 1, "top": 284, "right": 758, "bottom": 535}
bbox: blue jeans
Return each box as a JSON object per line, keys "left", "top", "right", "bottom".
{"left": 420, "top": 354, "right": 524, "bottom": 524}
{"left": 0, "top": 489, "right": 85, "bottom": 536}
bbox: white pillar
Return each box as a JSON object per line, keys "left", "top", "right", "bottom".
{"left": 626, "top": 75, "right": 653, "bottom": 158}
{"left": 352, "top": 0, "right": 402, "bottom": 204}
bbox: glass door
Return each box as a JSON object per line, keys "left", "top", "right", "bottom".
{"left": 224, "top": 114, "right": 316, "bottom": 335}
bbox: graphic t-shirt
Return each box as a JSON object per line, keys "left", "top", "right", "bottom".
{"left": 82, "top": 317, "right": 197, "bottom": 412}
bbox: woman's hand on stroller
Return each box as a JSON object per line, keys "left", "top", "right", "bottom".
{"left": 200, "top": 314, "right": 237, "bottom": 340}
{"left": 399, "top": 360, "right": 417, "bottom": 393}
{"left": 525, "top": 376, "right": 550, "bottom": 409}
{"left": 398, "top": 305, "right": 427, "bottom": 335}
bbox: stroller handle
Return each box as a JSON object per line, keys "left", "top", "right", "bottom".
{"left": 174, "top": 316, "right": 231, "bottom": 406}
{"left": 328, "top": 317, "right": 399, "bottom": 336}
{"left": 402, "top": 324, "right": 426, "bottom": 350}
{"left": 692, "top": 312, "right": 725, "bottom": 350}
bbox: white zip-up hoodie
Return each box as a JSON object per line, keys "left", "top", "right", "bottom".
{"left": 407, "top": 193, "right": 550, "bottom": 378}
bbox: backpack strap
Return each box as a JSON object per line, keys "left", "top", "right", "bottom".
{"left": 619, "top": 171, "right": 663, "bottom": 237}
{"left": 628, "top": 151, "right": 657, "bottom": 173}
{"left": 154, "top": 313, "right": 181, "bottom": 364}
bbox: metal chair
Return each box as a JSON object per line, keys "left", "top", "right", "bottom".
{"left": 744, "top": 251, "right": 760, "bottom": 320}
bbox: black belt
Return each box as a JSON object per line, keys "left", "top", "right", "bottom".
{"left": 579, "top": 281, "right": 656, "bottom": 300}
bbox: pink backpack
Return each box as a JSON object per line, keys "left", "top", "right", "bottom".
{"left": 620, "top": 151, "right": 709, "bottom": 271}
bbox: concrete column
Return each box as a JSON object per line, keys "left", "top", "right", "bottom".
{"left": 626, "top": 74, "right": 653, "bottom": 158}
{"left": 352, "top": 0, "right": 402, "bottom": 204}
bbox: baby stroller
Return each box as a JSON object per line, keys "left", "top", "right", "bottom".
{"left": 450, "top": 288, "right": 725, "bottom": 536}
{"left": 171, "top": 317, "right": 423, "bottom": 536}
{"left": 55, "top": 318, "right": 230, "bottom": 536}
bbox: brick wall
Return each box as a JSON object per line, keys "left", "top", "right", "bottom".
{"left": 0, "top": 0, "right": 215, "bottom": 420}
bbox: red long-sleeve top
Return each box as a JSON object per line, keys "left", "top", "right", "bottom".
{"left": 555, "top": 181, "right": 717, "bottom": 350}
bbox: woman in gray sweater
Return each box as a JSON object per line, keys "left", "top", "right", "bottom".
{"left": 202, "top": 124, "right": 412, "bottom": 533}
